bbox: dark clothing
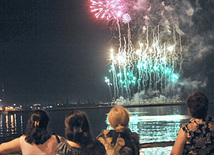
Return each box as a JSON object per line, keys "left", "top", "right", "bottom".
{"left": 55, "top": 138, "right": 106, "bottom": 155}
{"left": 182, "top": 117, "right": 214, "bottom": 155}
{"left": 97, "top": 128, "right": 139, "bottom": 155}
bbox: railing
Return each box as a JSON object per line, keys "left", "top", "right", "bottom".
{"left": 5, "top": 141, "right": 175, "bottom": 155}
{"left": 140, "top": 141, "right": 174, "bottom": 148}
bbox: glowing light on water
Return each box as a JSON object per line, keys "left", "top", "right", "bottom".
{"left": 105, "top": 111, "right": 189, "bottom": 143}
{"left": 90, "top": 0, "right": 124, "bottom": 20}
{"left": 133, "top": 115, "right": 189, "bottom": 122}
{"left": 141, "top": 146, "right": 173, "bottom": 155}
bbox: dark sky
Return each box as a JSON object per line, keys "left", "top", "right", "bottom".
{"left": 0, "top": 0, "right": 112, "bottom": 105}
{"left": 0, "top": 0, "right": 214, "bottom": 106}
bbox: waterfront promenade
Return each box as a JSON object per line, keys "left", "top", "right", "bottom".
{"left": 1, "top": 102, "right": 189, "bottom": 154}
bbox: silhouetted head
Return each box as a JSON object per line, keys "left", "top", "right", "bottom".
{"left": 65, "top": 110, "right": 93, "bottom": 147}
{"left": 108, "top": 106, "right": 130, "bottom": 132}
{"left": 28, "top": 109, "right": 49, "bottom": 129}
{"left": 186, "top": 92, "right": 209, "bottom": 119}
{"left": 25, "top": 110, "right": 51, "bottom": 144}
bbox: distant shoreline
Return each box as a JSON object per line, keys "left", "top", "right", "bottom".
{"left": 44, "top": 102, "right": 187, "bottom": 111}
{"left": 0, "top": 102, "right": 187, "bottom": 112}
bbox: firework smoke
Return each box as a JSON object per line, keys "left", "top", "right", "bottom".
{"left": 90, "top": 0, "right": 214, "bottom": 103}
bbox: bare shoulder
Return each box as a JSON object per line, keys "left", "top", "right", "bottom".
{"left": 57, "top": 135, "right": 63, "bottom": 142}
{"left": 0, "top": 137, "right": 21, "bottom": 154}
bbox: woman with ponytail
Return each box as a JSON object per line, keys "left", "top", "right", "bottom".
{"left": 55, "top": 110, "right": 106, "bottom": 155}
{"left": 97, "top": 106, "right": 140, "bottom": 155}
{"left": 0, "top": 110, "right": 59, "bottom": 155}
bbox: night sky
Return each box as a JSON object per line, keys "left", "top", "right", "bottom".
{"left": 0, "top": 0, "right": 214, "bottom": 106}
{"left": 0, "top": 0, "right": 112, "bottom": 105}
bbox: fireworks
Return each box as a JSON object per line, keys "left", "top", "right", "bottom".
{"left": 89, "top": 0, "right": 124, "bottom": 21}
{"left": 105, "top": 26, "right": 183, "bottom": 100}
{"left": 122, "top": 13, "right": 131, "bottom": 23}
{"left": 89, "top": 0, "right": 184, "bottom": 101}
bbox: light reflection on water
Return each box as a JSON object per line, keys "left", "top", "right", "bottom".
{"left": 141, "top": 146, "right": 173, "bottom": 155}
{"left": 106, "top": 106, "right": 190, "bottom": 144}
{"left": 106, "top": 114, "right": 190, "bottom": 143}
{"left": 0, "top": 112, "right": 25, "bottom": 142}
{"left": 127, "top": 106, "right": 190, "bottom": 154}
{"left": 129, "top": 113, "right": 189, "bottom": 155}
{"left": 134, "top": 114, "right": 189, "bottom": 143}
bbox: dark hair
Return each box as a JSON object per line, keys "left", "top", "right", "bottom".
{"left": 186, "top": 92, "right": 209, "bottom": 119}
{"left": 25, "top": 110, "right": 51, "bottom": 144}
{"left": 65, "top": 110, "right": 93, "bottom": 148}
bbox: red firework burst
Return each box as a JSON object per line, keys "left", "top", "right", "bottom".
{"left": 90, "top": 0, "right": 124, "bottom": 21}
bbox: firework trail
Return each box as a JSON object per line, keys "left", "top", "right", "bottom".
{"left": 89, "top": 0, "right": 213, "bottom": 103}
{"left": 90, "top": 0, "right": 183, "bottom": 101}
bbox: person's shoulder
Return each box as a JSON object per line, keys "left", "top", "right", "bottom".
{"left": 180, "top": 120, "right": 190, "bottom": 131}
{"left": 56, "top": 138, "right": 82, "bottom": 155}
{"left": 58, "top": 137, "right": 67, "bottom": 144}
{"left": 56, "top": 138, "right": 71, "bottom": 151}
{"left": 131, "top": 131, "right": 139, "bottom": 140}
{"left": 181, "top": 122, "right": 188, "bottom": 128}
{"left": 128, "top": 131, "right": 139, "bottom": 147}
{"left": 20, "top": 135, "right": 26, "bottom": 138}
{"left": 51, "top": 133, "right": 62, "bottom": 143}
{"left": 19, "top": 135, "right": 26, "bottom": 141}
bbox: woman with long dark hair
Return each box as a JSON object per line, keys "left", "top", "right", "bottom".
{"left": 0, "top": 110, "right": 59, "bottom": 154}
{"left": 55, "top": 110, "right": 106, "bottom": 155}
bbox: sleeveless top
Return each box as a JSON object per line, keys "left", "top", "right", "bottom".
{"left": 97, "top": 128, "right": 140, "bottom": 155}
{"left": 55, "top": 137, "right": 106, "bottom": 155}
{"left": 20, "top": 135, "right": 58, "bottom": 155}
{"left": 182, "top": 117, "right": 214, "bottom": 155}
